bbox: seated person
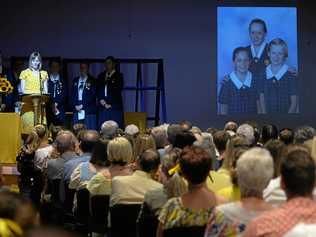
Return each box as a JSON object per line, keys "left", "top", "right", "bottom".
{"left": 157, "top": 146, "right": 217, "bottom": 236}
{"left": 110, "top": 149, "right": 162, "bottom": 206}
{"left": 205, "top": 148, "right": 274, "bottom": 237}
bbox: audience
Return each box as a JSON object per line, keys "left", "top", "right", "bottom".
{"left": 205, "top": 148, "right": 274, "bottom": 236}
{"left": 244, "top": 147, "right": 316, "bottom": 236}
{"left": 111, "top": 149, "right": 162, "bottom": 206}
{"left": 9, "top": 120, "right": 316, "bottom": 237}
{"left": 157, "top": 146, "right": 217, "bottom": 237}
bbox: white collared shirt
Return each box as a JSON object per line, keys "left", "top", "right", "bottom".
{"left": 266, "top": 64, "right": 289, "bottom": 81}
{"left": 230, "top": 71, "right": 252, "bottom": 90}
{"left": 78, "top": 76, "right": 87, "bottom": 101}
{"left": 251, "top": 42, "right": 267, "bottom": 60}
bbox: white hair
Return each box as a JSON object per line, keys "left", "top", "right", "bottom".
{"left": 125, "top": 124, "right": 139, "bottom": 136}
{"left": 237, "top": 124, "right": 255, "bottom": 145}
{"left": 237, "top": 147, "right": 274, "bottom": 198}
{"left": 285, "top": 223, "right": 316, "bottom": 237}
{"left": 101, "top": 120, "right": 119, "bottom": 139}
{"left": 151, "top": 125, "right": 169, "bottom": 148}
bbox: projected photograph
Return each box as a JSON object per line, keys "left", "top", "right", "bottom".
{"left": 217, "top": 7, "right": 298, "bottom": 115}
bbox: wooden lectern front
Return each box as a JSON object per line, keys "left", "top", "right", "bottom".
{"left": 21, "top": 94, "right": 50, "bottom": 133}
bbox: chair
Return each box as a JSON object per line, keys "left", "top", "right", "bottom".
{"left": 89, "top": 195, "right": 110, "bottom": 235}
{"left": 163, "top": 226, "right": 206, "bottom": 237}
{"left": 137, "top": 203, "right": 159, "bottom": 237}
{"left": 75, "top": 188, "right": 90, "bottom": 233}
{"left": 110, "top": 204, "right": 141, "bottom": 237}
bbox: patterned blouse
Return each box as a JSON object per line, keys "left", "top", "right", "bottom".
{"left": 158, "top": 197, "right": 214, "bottom": 230}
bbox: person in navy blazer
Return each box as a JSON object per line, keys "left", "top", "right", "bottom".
{"left": 47, "top": 59, "right": 67, "bottom": 125}
{"left": 72, "top": 61, "right": 97, "bottom": 130}
{"left": 97, "top": 56, "right": 124, "bottom": 129}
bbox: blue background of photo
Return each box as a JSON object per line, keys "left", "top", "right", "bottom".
{"left": 217, "top": 7, "right": 298, "bottom": 96}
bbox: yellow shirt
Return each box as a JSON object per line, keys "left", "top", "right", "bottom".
{"left": 217, "top": 185, "right": 241, "bottom": 202}
{"left": 19, "top": 68, "right": 48, "bottom": 94}
{"left": 207, "top": 170, "right": 232, "bottom": 193}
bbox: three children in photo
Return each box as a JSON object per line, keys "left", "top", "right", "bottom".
{"left": 218, "top": 18, "right": 298, "bottom": 115}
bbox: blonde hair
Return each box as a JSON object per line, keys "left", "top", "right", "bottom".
{"left": 268, "top": 38, "right": 288, "bottom": 58}
{"left": 133, "top": 134, "right": 156, "bottom": 160}
{"left": 108, "top": 137, "right": 133, "bottom": 164}
{"left": 25, "top": 131, "right": 41, "bottom": 152}
{"left": 310, "top": 136, "right": 316, "bottom": 164}
{"left": 33, "top": 124, "right": 47, "bottom": 139}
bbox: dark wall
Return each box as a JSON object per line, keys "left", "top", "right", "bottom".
{"left": 1, "top": 0, "right": 315, "bottom": 129}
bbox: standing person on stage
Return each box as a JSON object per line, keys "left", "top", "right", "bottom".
{"left": 47, "top": 59, "right": 66, "bottom": 125}
{"left": 71, "top": 61, "right": 97, "bottom": 130}
{"left": 97, "top": 56, "right": 124, "bottom": 129}
{"left": 19, "top": 52, "right": 48, "bottom": 94}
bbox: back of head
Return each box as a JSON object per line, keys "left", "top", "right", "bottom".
{"left": 54, "top": 131, "right": 77, "bottom": 154}
{"left": 108, "top": 137, "right": 133, "bottom": 165}
{"left": 50, "top": 125, "right": 64, "bottom": 142}
{"left": 33, "top": 124, "right": 47, "bottom": 140}
{"left": 134, "top": 134, "right": 156, "bottom": 159}
{"left": 90, "top": 140, "right": 109, "bottom": 166}
{"left": 224, "top": 121, "right": 238, "bottom": 133}
{"left": 294, "top": 126, "right": 315, "bottom": 144}
{"left": 179, "top": 120, "right": 192, "bottom": 131}
{"left": 264, "top": 139, "right": 285, "bottom": 177}
{"left": 213, "top": 130, "right": 230, "bottom": 153}
{"left": 261, "top": 124, "right": 278, "bottom": 144}
{"left": 173, "top": 130, "right": 196, "bottom": 149}
{"left": 124, "top": 124, "right": 139, "bottom": 137}
{"left": 72, "top": 123, "right": 87, "bottom": 139}
{"left": 101, "top": 120, "right": 119, "bottom": 140}
{"left": 279, "top": 128, "right": 294, "bottom": 145}
{"left": 180, "top": 146, "right": 212, "bottom": 184}
{"left": 25, "top": 131, "right": 40, "bottom": 152}
{"left": 161, "top": 149, "right": 181, "bottom": 177}
{"left": 151, "top": 125, "right": 169, "bottom": 149}
{"left": 167, "top": 124, "right": 184, "bottom": 146}
{"left": 237, "top": 124, "right": 255, "bottom": 146}
{"left": 281, "top": 146, "right": 315, "bottom": 197}
{"left": 138, "top": 149, "right": 160, "bottom": 173}
{"left": 237, "top": 148, "right": 274, "bottom": 198}
{"left": 79, "top": 130, "right": 99, "bottom": 153}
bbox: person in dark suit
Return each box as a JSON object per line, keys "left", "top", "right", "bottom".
{"left": 47, "top": 59, "right": 67, "bottom": 125}
{"left": 71, "top": 61, "right": 97, "bottom": 130}
{"left": 97, "top": 56, "right": 124, "bottom": 129}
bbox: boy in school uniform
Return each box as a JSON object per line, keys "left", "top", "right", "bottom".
{"left": 71, "top": 62, "right": 97, "bottom": 130}
{"left": 259, "top": 38, "right": 298, "bottom": 114}
{"left": 218, "top": 47, "right": 259, "bottom": 115}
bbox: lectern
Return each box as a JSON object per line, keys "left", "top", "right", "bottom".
{"left": 21, "top": 94, "right": 50, "bottom": 132}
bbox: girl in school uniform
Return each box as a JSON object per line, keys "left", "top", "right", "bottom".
{"left": 218, "top": 47, "right": 259, "bottom": 115}
{"left": 259, "top": 38, "right": 298, "bottom": 114}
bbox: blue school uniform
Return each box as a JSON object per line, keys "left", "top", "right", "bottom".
{"left": 71, "top": 75, "right": 97, "bottom": 130}
{"left": 47, "top": 74, "right": 67, "bottom": 125}
{"left": 246, "top": 43, "right": 269, "bottom": 83}
{"left": 219, "top": 71, "right": 258, "bottom": 114}
{"left": 97, "top": 70, "right": 124, "bottom": 129}
{"left": 262, "top": 64, "right": 297, "bottom": 113}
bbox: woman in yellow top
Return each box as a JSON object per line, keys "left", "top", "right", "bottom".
{"left": 19, "top": 52, "right": 48, "bottom": 94}
{"left": 19, "top": 52, "right": 48, "bottom": 134}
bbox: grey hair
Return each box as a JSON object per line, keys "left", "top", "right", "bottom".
{"left": 237, "top": 124, "right": 255, "bottom": 145}
{"left": 194, "top": 132, "right": 217, "bottom": 169}
{"left": 28, "top": 51, "right": 42, "bottom": 70}
{"left": 151, "top": 125, "right": 169, "bottom": 148}
{"left": 294, "top": 126, "right": 316, "bottom": 144}
{"left": 237, "top": 147, "right": 274, "bottom": 198}
{"left": 101, "top": 120, "right": 119, "bottom": 139}
{"left": 54, "top": 131, "right": 78, "bottom": 154}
